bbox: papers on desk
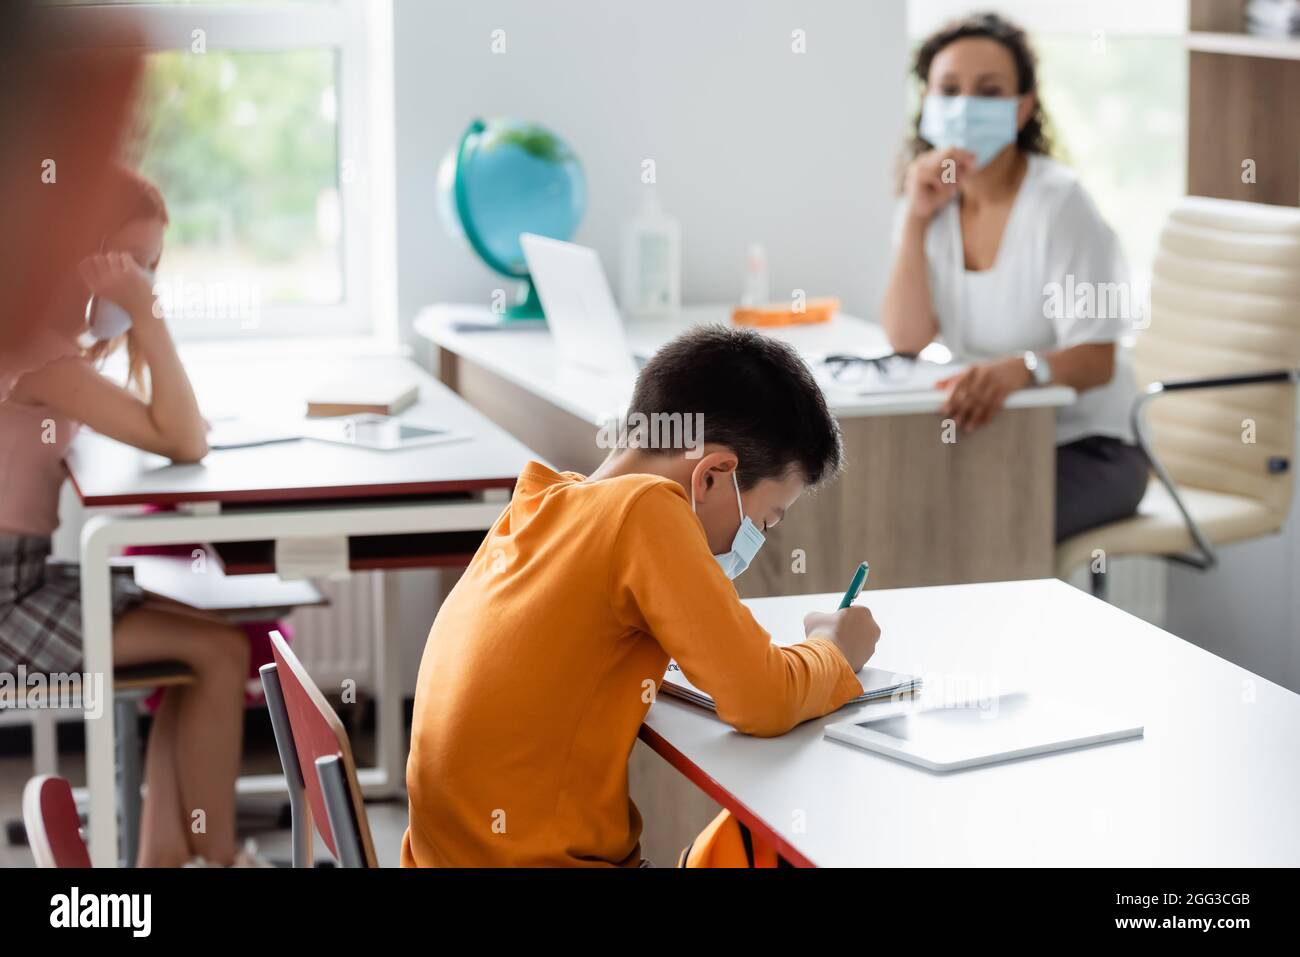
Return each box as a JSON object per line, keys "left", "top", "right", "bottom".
{"left": 207, "top": 418, "right": 304, "bottom": 450}
{"left": 660, "top": 660, "right": 922, "bottom": 712}
{"left": 207, "top": 414, "right": 472, "bottom": 453}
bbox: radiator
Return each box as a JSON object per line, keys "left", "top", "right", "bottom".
{"left": 284, "top": 574, "right": 378, "bottom": 697}
{"left": 1064, "top": 556, "right": 1167, "bottom": 627}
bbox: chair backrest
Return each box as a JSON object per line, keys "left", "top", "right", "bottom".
{"left": 315, "top": 755, "right": 368, "bottom": 868}
{"left": 258, "top": 662, "right": 314, "bottom": 868}
{"left": 268, "top": 630, "right": 378, "bottom": 867}
{"left": 1136, "top": 196, "right": 1300, "bottom": 515}
{"left": 23, "top": 775, "right": 91, "bottom": 868}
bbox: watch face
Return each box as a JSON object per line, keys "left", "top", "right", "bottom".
{"left": 1025, "top": 352, "right": 1047, "bottom": 385}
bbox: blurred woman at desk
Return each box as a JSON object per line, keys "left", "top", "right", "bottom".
{"left": 880, "top": 12, "right": 1144, "bottom": 542}
{"left": 0, "top": 168, "right": 254, "bottom": 867}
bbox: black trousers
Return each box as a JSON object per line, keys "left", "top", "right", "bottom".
{"left": 1055, "top": 436, "right": 1150, "bottom": 543}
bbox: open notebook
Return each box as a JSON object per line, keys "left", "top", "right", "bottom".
{"left": 660, "top": 659, "right": 922, "bottom": 713}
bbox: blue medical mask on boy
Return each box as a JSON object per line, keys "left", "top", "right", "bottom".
{"left": 919, "top": 94, "right": 1019, "bottom": 169}
{"left": 692, "top": 470, "right": 766, "bottom": 580}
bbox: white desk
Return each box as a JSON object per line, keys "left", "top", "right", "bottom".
{"left": 416, "top": 303, "right": 1075, "bottom": 424}
{"left": 639, "top": 579, "right": 1300, "bottom": 867}
{"left": 417, "top": 303, "right": 1075, "bottom": 593}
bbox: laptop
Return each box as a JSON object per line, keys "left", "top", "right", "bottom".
{"left": 520, "top": 233, "right": 648, "bottom": 375}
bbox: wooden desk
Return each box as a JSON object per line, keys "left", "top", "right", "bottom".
{"left": 67, "top": 351, "right": 534, "bottom": 867}
{"left": 416, "top": 304, "right": 1075, "bottom": 596}
{"left": 637, "top": 579, "right": 1300, "bottom": 867}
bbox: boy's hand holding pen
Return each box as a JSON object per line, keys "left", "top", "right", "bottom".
{"left": 804, "top": 561, "right": 879, "bottom": 672}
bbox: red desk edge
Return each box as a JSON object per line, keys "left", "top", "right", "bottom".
{"left": 637, "top": 723, "right": 816, "bottom": 868}
{"left": 67, "top": 467, "right": 517, "bottom": 508}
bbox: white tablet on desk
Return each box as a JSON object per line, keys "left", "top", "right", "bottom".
{"left": 824, "top": 693, "right": 1142, "bottom": 772}
{"left": 302, "top": 414, "right": 470, "bottom": 452}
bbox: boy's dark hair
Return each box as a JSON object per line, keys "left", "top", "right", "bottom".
{"left": 626, "top": 325, "right": 843, "bottom": 491}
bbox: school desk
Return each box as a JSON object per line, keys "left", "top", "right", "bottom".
{"left": 415, "top": 304, "right": 1076, "bottom": 597}
{"left": 635, "top": 578, "right": 1300, "bottom": 867}
{"left": 66, "top": 351, "right": 533, "bottom": 867}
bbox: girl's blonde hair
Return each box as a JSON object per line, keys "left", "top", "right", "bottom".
{"left": 85, "top": 166, "right": 169, "bottom": 396}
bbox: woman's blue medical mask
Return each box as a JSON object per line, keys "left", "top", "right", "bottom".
{"left": 692, "top": 470, "right": 766, "bottom": 580}
{"left": 919, "top": 94, "right": 1019, "bottom": 169}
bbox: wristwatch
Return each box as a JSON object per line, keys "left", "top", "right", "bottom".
{"left": 1023, "top": 350, "right": 1052, "bottom": 387}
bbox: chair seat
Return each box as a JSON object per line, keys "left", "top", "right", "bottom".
{"left": 1, "top": 663, "right": 196, "bottom": 709}
{"left": 1056, "top": 478, "right": 1285, "bottom": 576}
{"left": 114, "top": 662, "right": 197, "bottom": 694}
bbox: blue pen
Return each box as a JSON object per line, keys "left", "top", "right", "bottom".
{"left": 838, "top": 561, "right": 870, "bottom": 609}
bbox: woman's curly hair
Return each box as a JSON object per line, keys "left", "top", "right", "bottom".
{"left": 903, "top": 11, "right": 1055, "bottom": 166}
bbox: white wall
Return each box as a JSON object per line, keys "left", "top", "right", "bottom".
{"left": 391, "top": 0, "right": 908, "bottom": 340}
{"left": 907, "top": 0, "right": 1187, "bottom": 37}
{"left": 388, "top": 0, "right": 908, "bottom": 685}
{"left": 1165, "top": 487, "right": 1300, "bottom": 695}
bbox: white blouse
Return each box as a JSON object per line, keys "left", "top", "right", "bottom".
{"left": 901, "top": 154, "right": 1138, "bottom": 445}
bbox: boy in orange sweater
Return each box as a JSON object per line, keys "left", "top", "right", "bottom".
{"left": 402, "top": 326, "right": 880, "bottom": 867}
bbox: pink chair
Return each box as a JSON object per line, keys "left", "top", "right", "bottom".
{"left": 22, "top": 775, "right": 91, "bottom": 868}
{"left": 259, "top": 630, "right": 377, "bottom": 868}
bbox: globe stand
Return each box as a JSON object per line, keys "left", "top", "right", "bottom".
{"left": 506, "top": 279, "right": 545, "bottom": 320}
{"left": 446, "top": 117, "right": 583, "bottom": 324}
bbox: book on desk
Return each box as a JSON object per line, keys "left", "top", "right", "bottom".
{"left": 306, "top": 377, "right": 419, "bottom": 417}
{"left": 660, "top": 660, "right": 922, "bottom": 711}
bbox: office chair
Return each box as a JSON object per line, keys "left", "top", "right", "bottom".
{"left": 1058, "top": 196, "right": 1300, "bottom": 595}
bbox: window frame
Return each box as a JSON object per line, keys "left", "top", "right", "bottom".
{"left": 41, "top": 1, "right": 383, "bottom": 341}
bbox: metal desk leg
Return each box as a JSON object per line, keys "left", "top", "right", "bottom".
{"left": 115, "top": 694, "right": 141, "bottom": 868}
{"left": 80, "top": 517, "right": 119, "bottom": 868}
{"left": 372, "top": 570, "right": 405, "bottom": 797}
{"left": 31, "top": 709, "right": 58, "bottom": 777}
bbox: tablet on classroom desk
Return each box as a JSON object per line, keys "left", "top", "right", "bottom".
{"left": 824, "top": 692, "right": 1142, "bottom": 772}
{"left": 302, "top": 414, "right": 471, "bottom": 452}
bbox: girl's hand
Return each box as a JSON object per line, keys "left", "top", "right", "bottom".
{"left": 903, "top": 147, "right": 976, "bottom": 222}
{"left": 78, "top": 251, "right": 157, "bottom": 322}
{"left": 937, "top": 357, "right": 1032, "bottom": 432}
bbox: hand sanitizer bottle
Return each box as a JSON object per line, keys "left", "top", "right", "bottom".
{"left": 741, "top": 243, "right": 769, "bottom": 307}
{"left": 620, "top": 190, "right": 681, "bottom": 318}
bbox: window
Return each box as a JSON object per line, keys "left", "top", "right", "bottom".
{"left": 42, "top": 1, "right": 393, "bottom": 340}
{"left": 907, "top": 0, "right": 1188, "bottom": 278}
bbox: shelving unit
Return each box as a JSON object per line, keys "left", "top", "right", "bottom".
{"left": 1187, "top": 30, "right": 1300, "bottom": 59}
{"left": 1187, "top": 0, "right": 1300, "bottom": 207}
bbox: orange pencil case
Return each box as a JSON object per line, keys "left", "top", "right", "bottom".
{"left": 731, "top": 297, "right": 839, "bottom": 327}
